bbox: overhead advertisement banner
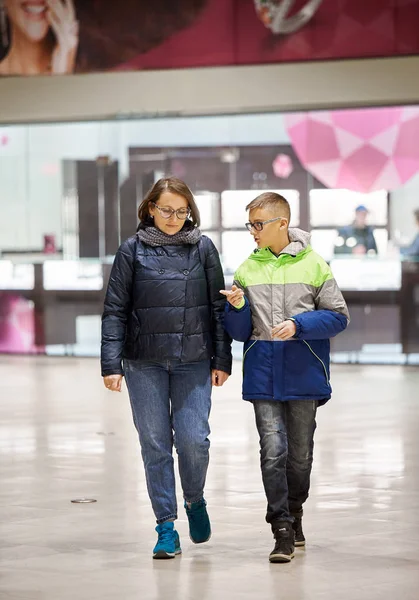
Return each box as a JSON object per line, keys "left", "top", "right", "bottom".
{"left": 0, "top": 0, "right": 418, "bottom": 77}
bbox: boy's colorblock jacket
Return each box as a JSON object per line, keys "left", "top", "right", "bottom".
{"left": 224, "top": 229, "right": 349, "bottom": 405}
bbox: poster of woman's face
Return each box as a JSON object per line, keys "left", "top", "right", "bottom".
{"left": 0, "top": 0, "right": 78, "bottom": 74}
{"left": 0, "top": 0, "right": 208, "bottom": 75}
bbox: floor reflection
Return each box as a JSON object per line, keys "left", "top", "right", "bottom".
{"left": 0, "top": 357, "right": 418, "bottom": 600}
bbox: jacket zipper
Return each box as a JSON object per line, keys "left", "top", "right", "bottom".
{"left": 242, "top": 340, "right": 257, "bottom": 374}
{"left": 279, "top": 255, "right": 285, "bottom": 400}
{"left": 180, "top": 246, "right": 190, "bottom": 360}
{"left": 303, "top": 340, "right": 330, "bottom": 386}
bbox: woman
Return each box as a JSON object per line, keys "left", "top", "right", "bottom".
{"left": 0, "top": 0, "right": 207, "bottom": 75}
{"left": 101, "top": 177, "right": 232, "bottom": 559}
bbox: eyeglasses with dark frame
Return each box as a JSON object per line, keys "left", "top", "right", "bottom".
{"left": 245, "top": 216, "right": 286, "bottom": 232}
{"left": 152, "top": 202, "right": 191, "bottom": 220}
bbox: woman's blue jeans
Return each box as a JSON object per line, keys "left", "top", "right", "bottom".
{"left": 124, "top": 359, "right": 212, "bottom": 524}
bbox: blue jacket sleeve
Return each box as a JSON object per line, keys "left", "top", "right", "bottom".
{"left": 292, "top": 309, "right": 348, "bottom": 340}
{"left": 224, "top": 298, "right": 253, "bottom": 342}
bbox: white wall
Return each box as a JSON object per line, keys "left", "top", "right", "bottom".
{"left": 0, "top": 128, "right": 28, "bottom": 249}
{"left": 0, "top": 122, "right": 121, "bottom": 249}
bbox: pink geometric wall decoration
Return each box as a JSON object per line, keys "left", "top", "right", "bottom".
{"left": 284, "top": 106, "right": 419, "bottom": 193}
{"left": 272, "top": 153, "right": 294, "bottom": 178}
{"left": 0, "top": 294, "right": 43, "bottom": 354}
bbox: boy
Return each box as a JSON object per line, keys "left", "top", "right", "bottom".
{"left": 221, "top": 192, "right": 349, "bottom": 563}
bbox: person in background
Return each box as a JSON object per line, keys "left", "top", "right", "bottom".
{"left": 101, "top": 177, "right": 232, "bottom": 559}
{"left": 221, "top": 192, "right": 349, "bottom": 563}
{"left": 335, "top": 205, "right": 378, "bottom": 255}
{"left": 400, "top": 209, "right": 419, "bottom": 259}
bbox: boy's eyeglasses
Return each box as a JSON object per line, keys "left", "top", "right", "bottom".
{"left": 245, "top": 216, "right": 285, "bottom": 232}
{"left": 152, "top": 202, "right": 190, "bottom": 220}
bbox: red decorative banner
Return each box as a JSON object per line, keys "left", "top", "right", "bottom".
{"left": 1, "top": 0, "right": 418, "bottom": 76}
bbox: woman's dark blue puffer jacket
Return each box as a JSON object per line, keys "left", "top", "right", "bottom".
{"left": 101, "top": 234, "right": 232, "bottom": 376}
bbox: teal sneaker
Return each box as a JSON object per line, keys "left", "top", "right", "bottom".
{"left": 153, "top": 522, "right": 182, "bottom": 559}
{"left": 185, "top": 498, "right": 211, "bottom": 544}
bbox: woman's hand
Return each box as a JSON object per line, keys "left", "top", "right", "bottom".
{"left": 103, "top": 375, "right": 123, "bottom": 393}
{"left": 211, "top": 370, "right": 229, "bottom": 387}
{"left": 220, "top": 285, "right": 244, "bottom": 308}
{"left": 47, "top": 0, "right": 79, "bottom": 74}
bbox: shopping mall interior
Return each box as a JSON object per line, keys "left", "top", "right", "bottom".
{"left": 1, "top": 1, "right": 419, "bottom": 598}
{"left": 1, "top": 110, "right": 419, "bottom": 364}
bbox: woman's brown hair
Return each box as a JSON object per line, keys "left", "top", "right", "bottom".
{"left": 137, "top": 177, "right": 201, "bottom": 229}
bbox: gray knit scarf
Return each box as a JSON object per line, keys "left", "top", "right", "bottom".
{"left": 137, "top": 225, "right": 202, "bottom": 247}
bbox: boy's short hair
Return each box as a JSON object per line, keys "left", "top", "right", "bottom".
{"left": 246, "top": 192, "right": 291, "bottom": 222}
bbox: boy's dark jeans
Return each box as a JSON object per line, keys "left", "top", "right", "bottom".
{"left": 253, "top": 399, "right": 318, "bottom": 528}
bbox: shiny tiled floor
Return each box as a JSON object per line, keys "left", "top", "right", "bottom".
{"left": 1, "top": 357, "right": 418, "bottom": 600}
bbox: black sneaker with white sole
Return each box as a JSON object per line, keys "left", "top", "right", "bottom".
{"left": 269, "top": 522, "right": 295, "bottom": 563}
{"left": 292, "top": 515, "right": 306, "bottom": 547}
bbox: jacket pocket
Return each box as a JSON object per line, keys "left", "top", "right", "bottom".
{"left": 302, "top": 340, "right": 330, "bottom": 386}
{"left": 242, "top": 340, "right": 257, "bottom": 373}
{"left": 124, "top": 315, "right": 140, "bottom": 353}
{"left": 242, "top": 340, "right": 274, "bottom": 398}
{"left": 283, "top": 339, "right": 330, "bottom": 398}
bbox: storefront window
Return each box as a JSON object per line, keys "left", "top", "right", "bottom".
{"left": 1, "top": 109, "right": 419, "bottom": 364}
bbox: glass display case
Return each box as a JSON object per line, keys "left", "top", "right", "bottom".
{"left": 43, "top": 260, "right": 103, "bottom": 291}
{"left": 194, "top": 192, "right": 220, "bottom": 230}
{"left": 310, "top": 189, "right": 388, "bottom": 227}
{"left": 330, "top": 258, "right": 401, "bottom": 291}
{"left": 0, "top": 261, "right": 34, "bottom": 290}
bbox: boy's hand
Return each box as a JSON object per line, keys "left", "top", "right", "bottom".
{"left": 220, "top": 285, "right": 244, "bottom": 308}
{"left": 272, "top": 320, "right": 297, "bottom": 341}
